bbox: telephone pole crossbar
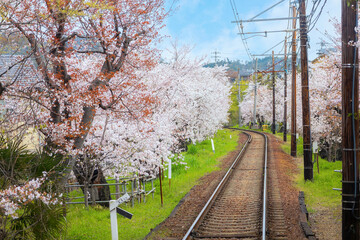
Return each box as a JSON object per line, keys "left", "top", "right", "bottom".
{"left": 232, "top": 17, "right": 299, "bottom": 23}
{"left": 240, "top": 29, "right": 298, "bottom": 35}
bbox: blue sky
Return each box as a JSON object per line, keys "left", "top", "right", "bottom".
{"left": 160, "top": 0, "right": 340, "bottom": 63}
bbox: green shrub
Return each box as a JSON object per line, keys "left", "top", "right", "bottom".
{"left": 0, "top": 134, "right": 66, "bottom": 239}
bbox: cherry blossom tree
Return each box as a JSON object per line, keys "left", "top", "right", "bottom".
{"left": 0, "top": 0, "right": 232, "bottom": 206}
{"left": 241, "top": 73, "right": 291, "bottom": 129}
{"left": 0, "top": 0, "right": 167, "bottom": 200}
{"left": 241, "top": 18, "right": 343, "bottom": 160}
{"left": 85, "top": 46, "right": 232, "bottom": 178}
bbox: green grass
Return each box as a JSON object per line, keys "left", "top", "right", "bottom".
{"left": 274, "top": 132, "right": 341, "bottom": 212}
{"left": 65, "top": 129, "right": 240, "bottom": 240}
{"left": 250, "top": 126, "right": 341, "bottom": 211}
{"left": 296, "top": 157, "right": 342, "bottom": 211}
{"left": 276, "top": 133, "right": 304, "bottom": 157}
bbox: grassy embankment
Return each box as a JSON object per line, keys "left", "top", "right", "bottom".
{"left": 65, "top": 129, "right": 240, "bottom": 240}
{"left": 273, "top": 131, "right": 341, "bottom": 211}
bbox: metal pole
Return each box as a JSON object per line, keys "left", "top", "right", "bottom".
{"left": 272, "top": 51, "right": 276, "bottom": 134}
{"left": 159, "top": 167, "right": 164, "bottom": 207}
{"left": 291, "top": 5, "right": 297, "bottom": 157}
{"left": 299, "top": 0, "right": 312, "bottom": 181}
{"left": 341, "top": 0, "right": 360, "bottom": 238}
{"left": 253, "top": 58, "right": 258, "bottom": 127}
{"left": 238, "top": 68, "right": 242, "bottom": 127}
{"left": 115, "top": 177, "right": 120, "bottom": 199}
{"left": 284, "top": 37, "right": 288, "bottom": 142}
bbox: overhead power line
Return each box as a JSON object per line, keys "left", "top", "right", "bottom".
{"left": 230, "top": 0, "right": 254, "bottom": 60}
{"left": 230, "top": 0, "right": 328, "bottom": 61}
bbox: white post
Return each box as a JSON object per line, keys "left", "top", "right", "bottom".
{"left": 211, "top": 139, "right": 215, "bottom": 153}
{"left": 168, "top": 159, "right": 172, "bottom": 180}
{"left": 110, "top": 200, "right": 118, "bottom": 240}
{"left": 313, "top": 141, "right": 318, "bottom": 153}
{"left": 109, "top": 193, "right": 130, "bottom": 240}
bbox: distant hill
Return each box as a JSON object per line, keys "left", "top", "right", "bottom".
{"left": 203, "top": 56, "right": 298, "bottom": 78}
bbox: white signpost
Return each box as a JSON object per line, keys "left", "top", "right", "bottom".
{"left": 110, "top": 193, "right": 132, "bottom": 240}
{"left": 313, "top": 141, "right": 319, "bottom": 174}
{"left": 168, "top": 159, "right": 172, "bottom": 180}
{"left": 211, "top": 139, "right": 215, "bottom": 153}
{"left": 313, "top": 141, "right": 318, "bottom": 153}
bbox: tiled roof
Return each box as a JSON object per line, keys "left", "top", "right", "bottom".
{"left": 0, "top": 55, "right": 38, "bottom": 87}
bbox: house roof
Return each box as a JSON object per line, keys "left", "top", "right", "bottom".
{"left": 0, "top": 55, "right": 38, "bottom": 87}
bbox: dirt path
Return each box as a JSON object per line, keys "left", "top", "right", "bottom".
{"left": 267, "top": 134, "right": 305, "bottom": 239}
{"left": 269, "top": 134, "right": 341, "bottom": 240}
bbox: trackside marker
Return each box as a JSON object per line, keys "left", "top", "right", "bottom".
{"left": 211, "top": 139, "right": 215, "bottom": 153}
{"left": 110, "top": 193, "right": 132, "bottom": 240}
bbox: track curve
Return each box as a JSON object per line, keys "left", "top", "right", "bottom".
{"left": 183, "top": 130, "right": 268, "bottom": 240}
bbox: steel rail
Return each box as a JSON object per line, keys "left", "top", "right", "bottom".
{"left": 241, "top": 129, "right": 268, "bottom": 240}
{"left": 182, "top": 128, "right": 268, "bottom": 240}
{"left": 182, "top": 131, "right": 252, "bottom": 240}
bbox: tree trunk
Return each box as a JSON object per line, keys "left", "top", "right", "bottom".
{"left": 73, "top": 161, "right": 111, "bottom": 207}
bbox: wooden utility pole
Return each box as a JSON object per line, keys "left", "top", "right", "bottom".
{"left": 283, "top": 37, "right": 288, "bottom": 142}
{"left": 159, "top": 167, "right": 164, "bottom": 207}
{"left": 299, "top": 0, "right": 312, "bottom": 181}
{"left": 253, "top": 58, "right": 258, "bottom": 126}
{"left": 272, "top": 51, "right": 276, "bottom": 134}
{"left": 291, "top": 6, "right": 297, "bottom": 157}
{"left": 341, "top": 0, "right": 360, "bottom": 238}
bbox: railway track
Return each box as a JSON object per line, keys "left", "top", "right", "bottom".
{"left": 182, "top": 129, "right": 285, "bottom": 240}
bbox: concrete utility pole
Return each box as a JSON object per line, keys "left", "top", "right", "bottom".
{"left": 341, "top": 0, "right": 360, "bottom": 239}
{"left": 253, "top": 58, "right": 258, "bottom": 126}
{"left": 299, "top": 0, "right": 312, "bottom": 181}
{"left": 291, "top": 5, "right": 297, "bottom": 157}
{"left": 238, "top": 68, "right": 242, "bottom": 127}
{"left": 272, "top": 51, "right": 276, "bottom": 134}
{"left": 283, "top": 37, "right": 288, "bottom": 142}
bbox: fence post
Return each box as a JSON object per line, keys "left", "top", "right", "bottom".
{"left": 115, "top": 177, "right": 120, "bottom": 199}
{"left": 137, "top": 178, "right": 141, "bottom": 204}
{"left": 131, "top": 179, "right": 134, "bottom": 207}
{"left": 151, "top": 179, "right": 154, "bottom": 199}
{"left": 84, "top": 182, "right": 89, "bottom": 209}
{"left": 143, "top": 179, "right": 146, "bottom": 203}
{"left": 91, "top": 185, "right": 96, "bottom": 205}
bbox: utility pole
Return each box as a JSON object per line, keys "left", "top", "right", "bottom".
{"left": 341, "top": 0, "right": 359, "bottom": 239}
{"left": 299, "top": 0, "right": 312, "bottom": 181}
{"left": 291, "top": 5, "right": 297, "bottom": 157}
{"left": 238, "top": 68, "right": 242, "bottom": 127}
{"left": 272, "top": 51, "right": 276, "bottom": 134}
{"left": 283, "top": 37, "right": 288, "bottom": 142}
{"left": 253, "top": 58, "right": 258, "bottom": 126}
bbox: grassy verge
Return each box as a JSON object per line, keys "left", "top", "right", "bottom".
{"left": 65, "top": 129, "right": 240, "bottom": 240}
{"left": 242, "top": 126, "right": 341, "bottom": 212}
{"left": 274, "top": 131, "right": 341, "bottom": 212}
{"left": 296, "top": 157, "right": 341, "bottom": 212}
